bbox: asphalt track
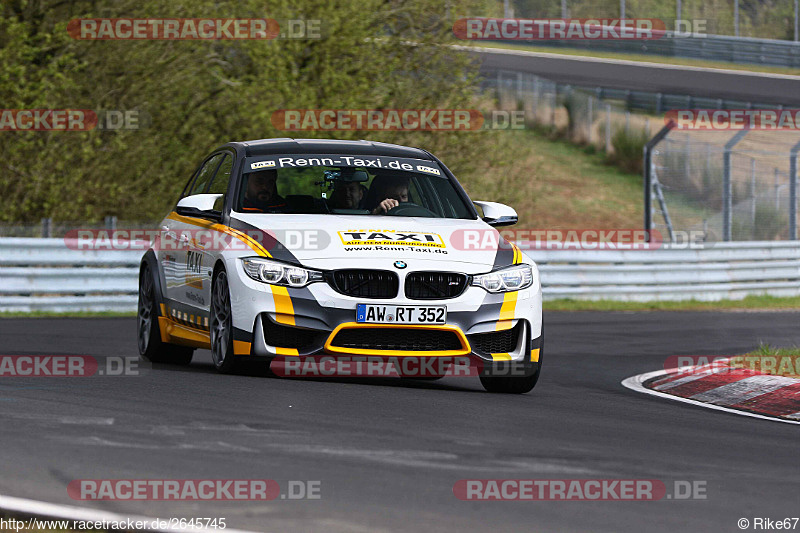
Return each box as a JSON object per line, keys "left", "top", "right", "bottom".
{"left": 473, "top": 47, "right": 800, "bottom": 107}
{"left": 0, "top": 312, "right": 798, "bottom": 532}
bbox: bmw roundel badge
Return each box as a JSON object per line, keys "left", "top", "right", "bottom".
{"left": 394, "top": 261, "right": 407, "bottom": 269}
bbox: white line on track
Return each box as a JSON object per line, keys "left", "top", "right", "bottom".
{"left": 621, "top": 369, "right": 800, "bottom": 425}
{"left": 0, "top": 493, "right": 258, "bottom": 532}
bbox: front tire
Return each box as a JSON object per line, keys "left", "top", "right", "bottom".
{"left": 210, "top": 269, "right": 239, "bottom": 374}
{"left": 479, "top": 369, "right": 540, "bottom": 394}
{"left": 137, "top": 263, "right": 194, "bottom": 365}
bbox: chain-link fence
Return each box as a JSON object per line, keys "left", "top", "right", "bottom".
{"left": 485, "top": 70, "right": 656, "bottom": 155}
{"left": 484, "top": 70, "right": 800, "bottom": 243}
{"left": 0, "top": 217, "right": 157, "bottom": 238}
{"left": 650, "top": 129, "right": 800, "bottom": 242}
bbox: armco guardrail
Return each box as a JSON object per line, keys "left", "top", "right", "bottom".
{"left": 2, "top": 238, "right": 800, "bottom": 312}
{"left": 0, "top": 238, "right": 140, "bottom": 313}
{"left": 526, "top": 241, "right": 800, "bottom": 301}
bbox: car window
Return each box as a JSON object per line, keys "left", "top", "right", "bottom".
{"left": 234, "top": 163, "right": 472, "bottom": 218}
{"left": 187, "top": 153, "right": 224, "bottom": 197}
{"left": 207, "top": 154, "right": 233, "bottom": 209}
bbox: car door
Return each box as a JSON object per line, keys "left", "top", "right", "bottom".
{"left": 189, "top": 152, "right": 234, "bottom": 313}
{"left": 161, "top": 152, "right": 225, "bottom": 309}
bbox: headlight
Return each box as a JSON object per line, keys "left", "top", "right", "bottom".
{"left": 472, "top": 264, "right": 535, "bottom": 293}
{"left": 241, "top": 257, "right": 323, "bottom": 288}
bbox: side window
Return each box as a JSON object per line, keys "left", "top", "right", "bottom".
{"left": 207, "top": 154, "right": 233, "bottom": 210}
{"left": 407, "top": 179, "right": 421, "bottom": 205}
{"left": 187, "top": 153, "right": 224, "bottom": 196}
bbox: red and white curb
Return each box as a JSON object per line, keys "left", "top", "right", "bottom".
{"left": 0, "top": 493, "right": 257, "bottom": 532}
{"left": 622, "top": 359, "right": 800, "bottom": 425}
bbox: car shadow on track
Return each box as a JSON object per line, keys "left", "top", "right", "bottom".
{"left": 147, "top": 355, "right": 483, "bottom": 393}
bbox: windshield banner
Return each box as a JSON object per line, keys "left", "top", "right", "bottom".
{"left": 243, "top": 154, "right": 443, "bottom": 175}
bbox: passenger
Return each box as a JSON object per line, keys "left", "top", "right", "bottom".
{"left": 329, "top": 180, "right": 366, "bottom": 210}
{"left": 242, "top": 169, "right": 285, "bottom": 211}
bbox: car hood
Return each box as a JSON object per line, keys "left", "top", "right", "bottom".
{"left": 229, "top": 213, "right": 516, "bottom": 273}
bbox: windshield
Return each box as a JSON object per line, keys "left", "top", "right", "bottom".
{"left": 235, "top": 154, "right": 473, "bottom": 219}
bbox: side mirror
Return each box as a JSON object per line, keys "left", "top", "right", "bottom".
{"left": 473, "top": 201, "right": 518, "bottom": 227}
{"left": 176, "top": 194, "right": 223, "bottom": 221}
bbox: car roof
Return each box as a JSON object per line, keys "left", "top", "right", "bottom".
{"left": 223, "top": 138, "right": 434, "bottom": 160}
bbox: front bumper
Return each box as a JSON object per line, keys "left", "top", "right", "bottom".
{"left": 242, "top": 313, "right": 542, "bottom": 378}
{"left": 227, "top": 256, "right": 542, "bottom": 374}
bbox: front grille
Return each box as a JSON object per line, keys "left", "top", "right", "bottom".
{"left": 468, "top": 323, "right": 523, "bottom": 354}
{"left": 405, "top": 272, "right": 468, "bottom": 300}
{"left": 329, "top": 269, "right": 399, "bottom": 299}
{"left": 263, "top": 317, "right": 326, "bottom": 350}
{"left": 330, "top": 327, "right": 463, "bottom": 351}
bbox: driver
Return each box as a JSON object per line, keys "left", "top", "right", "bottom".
{"left": 366, "top": 175, "right": 410, "bottom": 214}
{"left": 242, "top": 169, "right": 285, "bottom": 211}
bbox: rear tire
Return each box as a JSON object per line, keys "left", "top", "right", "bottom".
{"left": 137, "top": 263, "right": 194, "bottom": 365}
{"left": 210, "top": 269, "right": 239, "bottom": 374}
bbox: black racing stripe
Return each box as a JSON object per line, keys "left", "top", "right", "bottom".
{"left": 233, "top": 327, "right": 253, "bottom": 343}
{"left": 228, "top": 219, "right": 301, "bottom": 265}
{"left": 493, "top": 233, "right": 516, "bottom": 268}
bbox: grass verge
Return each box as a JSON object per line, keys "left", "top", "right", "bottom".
{"left": 3, "top": 295, "right": 800, "bottom": 318}
{"left": 729, "top": 343, "right": 800, "bottom": 378}
{"left": 544, "top": 295, "right": 800, "bottom": 312}
{"left": 459, "top": 128, "right": 643, "bottom": 230}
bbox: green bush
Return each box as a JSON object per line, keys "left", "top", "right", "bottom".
{"left": 606, "top": 127, "right": 649, "bottom": 174}
{"left": 0, "top": 0, "right": 502, "bottom": 223}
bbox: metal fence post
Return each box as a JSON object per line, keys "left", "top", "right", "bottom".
{"left": 605, "top": 104, "right": 612, "bottom": 153}
{"left": 790, "top": 139, "right": 800, "bottom": 239}
{"left": 643, "top": 121, "right": 675, "bottom": 239}
{"left": 684, "top": 135, "right": 690, "bottom": 178}
{"left": 723, "top": 130, "right": 749, "bottom": 241}
{"left": 41, "top": 218, "right": 52, "bottom": 238}
{"left": 751, "top": 158, "right": 757, "bottom": 238}
{"left": 587, "top": 95, "right": 593, "bottom": 142}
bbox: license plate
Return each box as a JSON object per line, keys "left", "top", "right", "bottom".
{"left": 356, "top": 304, "right": 446, "bottom": 324}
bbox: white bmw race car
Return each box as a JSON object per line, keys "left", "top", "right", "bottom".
{"left": 137, "top": 138, "right": 543, "bottom": 393}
